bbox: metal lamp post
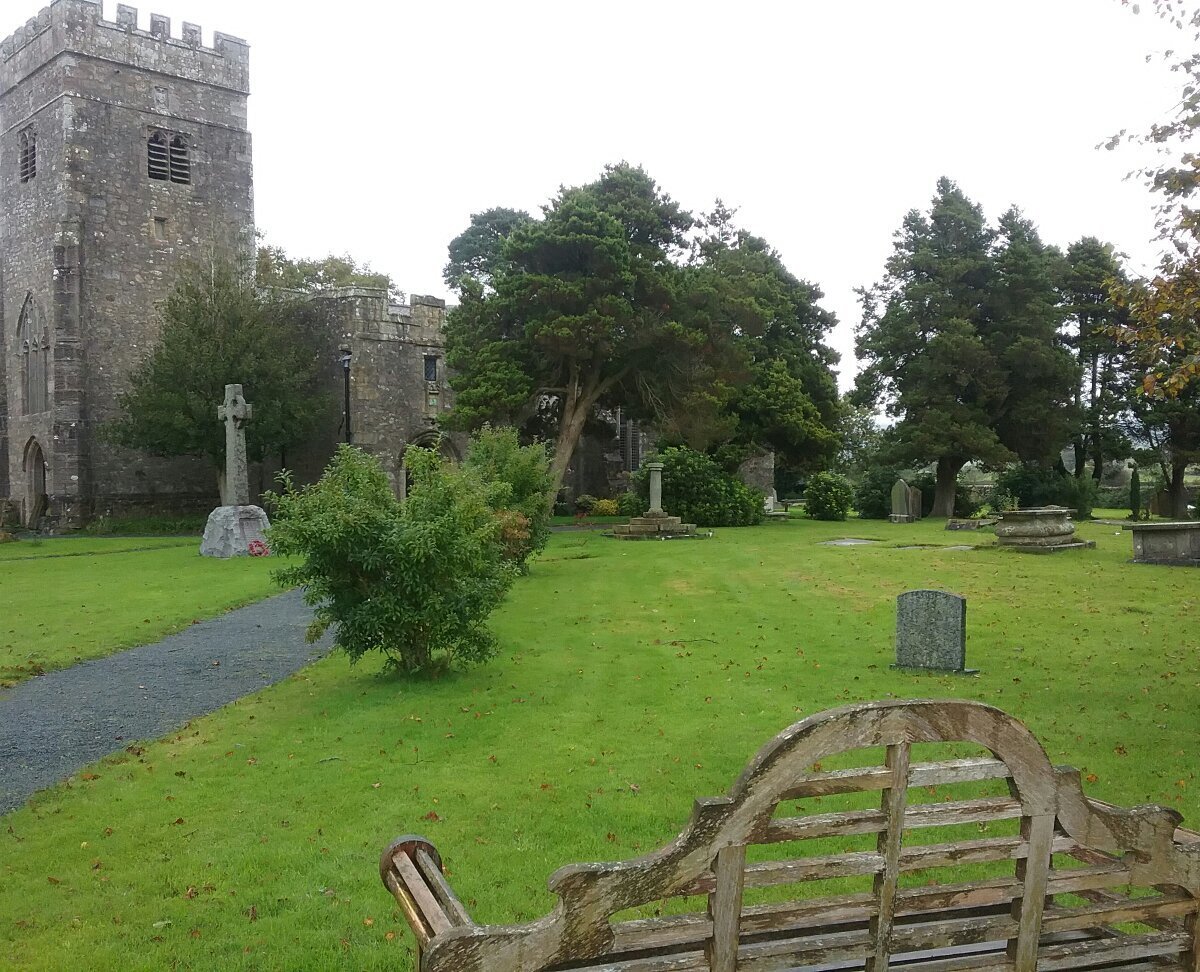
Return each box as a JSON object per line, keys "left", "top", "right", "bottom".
{"left": 339, "top": 346, "right": 352, "bottom": 444}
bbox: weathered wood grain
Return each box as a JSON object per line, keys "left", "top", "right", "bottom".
{"left": 379, "top": 699, "right": 1200, "bottom": 972}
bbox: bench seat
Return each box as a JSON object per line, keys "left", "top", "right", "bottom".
{"left": 382, "top": 699, "right": 1200, "bottom": 971}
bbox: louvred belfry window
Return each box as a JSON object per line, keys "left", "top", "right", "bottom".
{"left": 148, "top": 131, "right": 192, "bottom": 185}
{"left": 169, "top": 135, "right": 190, "bottom": 184}
{"left": 147, "top": 131, "right": 169, "bottom": 180}
{"left": 18, "top": 128, "right": 36, "bottom": 182}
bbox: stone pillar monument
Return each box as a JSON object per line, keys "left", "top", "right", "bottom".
{"left": 646, "top": 461, "right": 664, "bottom": 516}
{"left": 200, "top": 384, "right": 272, "bottom": 558}
{"left": 611, "top": 460, "right": 700, "bottom": 540}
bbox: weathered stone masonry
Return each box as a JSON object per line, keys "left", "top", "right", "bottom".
{"left": 266, "top": 289, "right": 460, "bottom": 496}
{"left": 1, "top": 0, "right": 253, "bottom": 527}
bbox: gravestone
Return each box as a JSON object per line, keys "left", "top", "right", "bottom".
{"left": 1150, "top": 489, "right": 1172, "bottom": 517}
{"left": 889, "top": 478, "right": 913, "bottom": 523}
{"left": 200, "top": 384, "right": 272, "bottom": 558}
{"left": 892, "top": 589, "right": 975, "bottom": 673}
{"left": 908, "top": 485, "right": 923, "bottom": 520}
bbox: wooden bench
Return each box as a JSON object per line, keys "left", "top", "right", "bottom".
{"left": 381, "top": 699, "right": 1200, "bottom": 971}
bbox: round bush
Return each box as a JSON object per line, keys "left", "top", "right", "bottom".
{"left": 589, "top": 498, "right": 619, "bottom": 517}
{"left": 629, "top": 447, "right": 764, "bottom": 527}
{"left": 852, "top": 467, "right": 901, "bottom": 520}
{"left": 804, "top": 471, "right": 853, "bottom": 521}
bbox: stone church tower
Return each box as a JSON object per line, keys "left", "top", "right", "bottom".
{"left": 0, "top": 1, "right": 253, "bottom": 527}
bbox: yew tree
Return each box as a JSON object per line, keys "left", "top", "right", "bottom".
{"left": 855, "top": 181, "right": 1077, "bottom": 517}
{"left": 1062, "top": 237, "right": 1133, "bottom": 479}
{"left": 443, "top": 165, "right": 723, "bottom": 497}
{"left": 682, "top": 212, "right": 841, "bottom": 472}
{"left": 855, "top": 179, "right": 1010, "bottom": 516}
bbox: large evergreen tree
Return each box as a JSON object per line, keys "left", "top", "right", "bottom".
{"left": 855, "top": 181, "right": 1078, "bottom": 516}
{"left": 443, "top": 164, "right": 714, "bottom": 497}
{"left": 984, "top": 208, "right": 1079, "bottom": 464}
{"left": 1062, "top": 237, "right": 1132, "bottom": 479}
{"left": 443, "top": 167, "right": 841, "bottom": 499}
{"left": 107, "top": 259, "right": 335, "bottom": 500}
{"left": 678, "top": 209, "right": 841, "bottom": 471}
{"left": 855, "top": 178, "right": 1009, "bottom": 516}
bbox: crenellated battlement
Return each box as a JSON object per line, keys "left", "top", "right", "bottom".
{"left": 1, "top": 0, "right": 249, "bottom": 96}
{"left": 323, "top": 288, "right": 449, "bottom": 346}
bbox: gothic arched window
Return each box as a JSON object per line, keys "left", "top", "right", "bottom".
{"left": 17, "top": 294, "right": 48, "bottom": 414}
{"left": 18, "top": 127, "right": 36, "bottom": 182}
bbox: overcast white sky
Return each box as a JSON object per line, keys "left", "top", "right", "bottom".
{"left": 72, "top": 1, "right": 1194, "bottom": 388}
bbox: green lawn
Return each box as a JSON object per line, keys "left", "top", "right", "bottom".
{"left": 0, "top": 538, "right": 282, "bottom": 685}
{"left": 1, "top": 518, "right": 1197, "bottom": 970}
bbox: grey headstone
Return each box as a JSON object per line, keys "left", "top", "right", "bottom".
{"left": 908, "top": 485, "right": 923, "bottom": 520}
{"left": 889, "top": 478, "right": 914, "bottom": 524}
{"left": 893, "top": 589, "right": 975, "bottom": 673}
{"left": 200, "top": 505, "right": 271, "bottom": 558}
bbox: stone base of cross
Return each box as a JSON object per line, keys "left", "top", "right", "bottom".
{"left": 200, "top": 505, "right": 272, "bottom": 559}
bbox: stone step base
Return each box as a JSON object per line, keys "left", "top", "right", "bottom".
{"left": 612, "top": 518, "right": 700, "bottom": 539}
{"left": 996, "top": 540, "right": 1096, "bottom": 554}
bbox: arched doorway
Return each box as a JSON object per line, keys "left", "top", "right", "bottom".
{"left": 22, "top": 438, "right": 47, "bottom": 529}
{"left": 399, "top": 432, "right": 460, "bottom": 499}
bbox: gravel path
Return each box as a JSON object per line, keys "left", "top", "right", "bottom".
{"left": 0, "top": 589, "right": 330, "bottom": 814}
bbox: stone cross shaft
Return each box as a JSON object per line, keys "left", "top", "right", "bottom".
{"left": 646, "top": 461, "right": 665, "bottom": 516}
{"left": 217, "top": 383, "right": 253, "bottom": 506}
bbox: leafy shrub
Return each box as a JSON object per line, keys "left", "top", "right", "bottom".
{"left": 267, "top": 445, "right": 517, "bottom": 674}
{"left": 464, "top": 425, "right": 554, "bottom": 568}
{"left": 976, "top": 486, "right": 1017, "bottom": 517}
{"left": 804, "top": 471, "right": 853, "bottom": 520}
{"left": 995, "top": 463, "right": 1098, "bottom": 519}
{"left": 852, "top": 467, "right": 901, "bottom": 520}
{"left": 617, "top": 491, "right": 642, "bottom": 517}
{"left": 573, "top": 494, "right": 598, "bottom": 514}
{"left": 1128, "top": 468, "right": 1141, "bottom": 520}
{"left": 630, "top": 447, "right": 764, "bottom": 527}
{"left": 589, "top": 498, "right": 619, "bottom": 516}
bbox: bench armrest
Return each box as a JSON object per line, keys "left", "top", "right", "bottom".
{"left": 380, "top": 835, "right": 474, "bottom": 950}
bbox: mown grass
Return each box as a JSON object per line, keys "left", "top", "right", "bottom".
{"left": 0, "top": 539, "right": 282, "bottom": 685}
{"left": 1, "top": 518, "right": 1197, "bottom": 970}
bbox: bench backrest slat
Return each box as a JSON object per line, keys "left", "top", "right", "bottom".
{"left": 390, "top": 700, "right": 1199, "bottom": 972}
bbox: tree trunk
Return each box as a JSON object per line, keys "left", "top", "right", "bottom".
{"left": 1087, "top": 351, "right": 1101, "bottom": 480}
{"left": 931, "top": 457, "right": 964, "bottom": 518}
{"left": 1072, "top": 376, "right": 1085, "bottom": 479}
{"left": 547, "top": 367, "right": 600, "bottom": 510}
{"left": 1168, "top": 461, "right": 1191, "bottom": 520}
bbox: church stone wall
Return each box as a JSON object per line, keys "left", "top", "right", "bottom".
{"left": 334, "top": 291, "right": 460, "bottom": 489}
{"left": 1, "top": 0, "right": 252, "bottom": 525}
